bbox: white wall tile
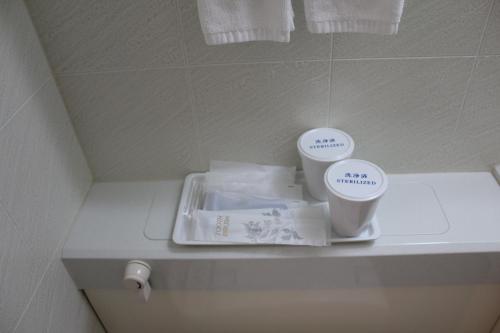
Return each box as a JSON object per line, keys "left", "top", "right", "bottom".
{"left": 446, "top": 56, "right": 500, "bottom": 170}
{"left": 0, "top": 207, "right": 23, "bottom": 331}
{"left": 25, "top": 0, "right": 185, "bottom": 73}
{"left": 13, "top": 254, "right": 101, "bottom": 333}
{"left": 58, "top": 69, "right": 200, "bottom": 180}
{"left": 96, "top": 108, "right": 200, "bottom": 181}
{"left": 0, "top": 78, "right": 92, "bottom": 331}
{"left": 331, "top": 58, "right": 474, "bottom": 173}
{"left": 0, "top": 0, "right": 50, "bottom": 128}
{"left": 0, "top": 0, "right": 100, "bottom": 331}
{"left": 480, "top": 0, "right": 500, "bottom": 55}
{"left": 24, "top": 0, "right": 500, "bottom": 179}
{"left": 92, "top": 319, "right": 106, "bottom": 333}
{"left": 179, "top": 0, "right": 332, "bottom": 65}
{"left": 332, "top": 0, "right": 492, "bottom": 58}
{"left": 191, "top": 61, "right": 330, "bottom": 168}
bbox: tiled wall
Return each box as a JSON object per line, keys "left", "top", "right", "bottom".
{"left": 0, "top": 0, "right": 102, "bottom": 332}
{"left": 26, "top": 0, "right": 500, "bottom": 181}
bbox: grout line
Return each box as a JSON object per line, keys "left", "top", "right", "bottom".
{"left": 0, "top": 198, "right": 19, "bottom": 230}
{"left": 331, "top": 55, "right": 477, "bottom": 61}
{"left": 477, "top": 0, "right": 496, "bottom": 57}
{"left": 327, "top": 33, "right": 334, "bottom": 127}
{"left": 82, "top": 290, "right": 108, "bottom": 333}
{"left": 56, "top": 64, "right": 189, "bottom": 77}
{"left": 93, "top": 1, "right": 199, "bottom": 180}
{"left": 0, "top": 76, "right": 51, "bottom": 134}
{"left": 12, "top": 204, "right": 85, "bottom": 333}
{"left": 328, "top": 61, "right": 335, "bottom": 127}
{"left": 174, "top": 0, "right": 203, "bottom": 169}
{"left": 174, "top": 0, "right": 189, "bottom": 66}
{"left": 488, "top": 311, "right": 500, "bottom": 333}
{"left": 53, "top": 56, "right": 485, "bottom": 77}
{"left": 23, "top": 0, "right": 99, "bottom": 185}
{"left": 55, "top": 59, "right": 333, "bottom": 76}
{"left": 184, "top": 69, "right": 204, "bottom": 170}
{"left": 475, "top": 0, "right": 495, "bottom": 57}
{"left": 58, "top": 80, "right": 96, "bottom": 182}
{"left": 451, "top": 60, "right": 479, "bottom": 135}
{"left": 12, "top": 252, "right": 52, "bottom": 331}
{"left": 452, "top": 0, "right": 496, "bottom": 136}
{"left": 96, "top": 103, "right": 192, "bottom": 180}
{"left": 11, "top": 181, "right": 92, "bottom": 332}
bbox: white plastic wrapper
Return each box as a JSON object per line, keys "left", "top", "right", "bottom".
{"left": 208, "top": 160, "right": 296, "bottom": 185}
{"left": 205, "top": 180, "right": 303, "bottom": 200}
{"left": 202, "top": 191, "right": 306, "bottom": 211}
{"left": 192, "top": 207, "right": 328, "bottom": 246}
{"left": 203, "top": 160, "right": 302, "bottom": 211}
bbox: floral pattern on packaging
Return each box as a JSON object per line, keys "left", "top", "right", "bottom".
{"left": 192, "top": 208, "right": 328, "bottom": 246}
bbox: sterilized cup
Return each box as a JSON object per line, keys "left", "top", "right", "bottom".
{"left": 324, "top": 159, "right": 388, "bottom": 237}
{"left": 297, "top": 128, "right": 355, "bottom": 201}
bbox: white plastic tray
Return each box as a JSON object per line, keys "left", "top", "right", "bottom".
{"left": 172, "top": 173, "right": 381, "bottom": 246}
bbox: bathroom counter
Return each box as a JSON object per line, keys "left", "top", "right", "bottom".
{"left": 63, "top": 172, "right": 500, "bottom": 290}
{"left": 64, "top": 172, "right": 500, "bottom": 260}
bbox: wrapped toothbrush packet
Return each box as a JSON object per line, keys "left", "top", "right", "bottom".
{"left": 188, "top": 161, "right": 329, "bottom": 246}
{"left": 193, "top": 207, "right": 328, "bottom": 246}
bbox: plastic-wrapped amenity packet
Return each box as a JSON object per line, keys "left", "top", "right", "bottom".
{"left": 205, "top": 180, "right": 303, "bottom": 200}
{"left": 203, "top": 160, "right": 303, "bottom": 211}
{"left": 192, "top": 207, "right": 328, "bottom": 246}
{"left": 208, "top": 160, "right": 296, "bottom": 185}
{"left": 202, "top": 191, "right": 307, "bottom": 211}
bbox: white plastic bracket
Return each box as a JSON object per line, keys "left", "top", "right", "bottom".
{"left": 123, "top": 260, "right": 152, "bottom": 302}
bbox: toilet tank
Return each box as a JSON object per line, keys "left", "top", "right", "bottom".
{"left": 63, "top": 172, "right": 500, "bottom": 333}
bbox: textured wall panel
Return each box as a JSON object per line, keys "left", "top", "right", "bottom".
{"left": 24, "top": 0, "right": 500, "bottom": 179}
{"left": 0, "top": 0, "right": 101, "bottom": 331}
{"left": 331, "top": 58, "right": 474, "bottom": 173}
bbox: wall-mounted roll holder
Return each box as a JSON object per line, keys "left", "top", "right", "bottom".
{"left": 123, "top": 260, "right": 151, "bottom": 302}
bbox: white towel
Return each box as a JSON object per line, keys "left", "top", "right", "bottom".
{"left": 304, "top": 0, "right": 405, "bottom": 34}
{"left": 197, "top": 0, "right": 295, "bottom": 45}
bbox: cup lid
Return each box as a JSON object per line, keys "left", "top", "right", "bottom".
{"left": 324, "top": 159, "right": 388, "bottom": 201}
{"left": 297, "top": 128, "right": 354, "bottom": 162}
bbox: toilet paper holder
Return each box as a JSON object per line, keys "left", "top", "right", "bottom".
{"left": 123, "top": 260, "right": 152, "bottom": 302}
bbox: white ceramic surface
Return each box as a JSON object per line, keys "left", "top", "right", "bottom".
{"left": 144, "top": 174, "right": 451, "bottom": 242}
{"left": 63, "top": 171, "right": 500, "bottom": 332}
{"left": 64, "top": 172, "right": 500, "bottom": 265}
{"left": 87, "top": 285, "right": 500, "bottom": 333}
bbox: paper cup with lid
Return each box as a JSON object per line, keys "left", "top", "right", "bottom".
{"left": 297, "top": 128, "right": 355, "bottom": 201}
{"left": 324, "top": 159, "right": 388, "bottom": 237}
